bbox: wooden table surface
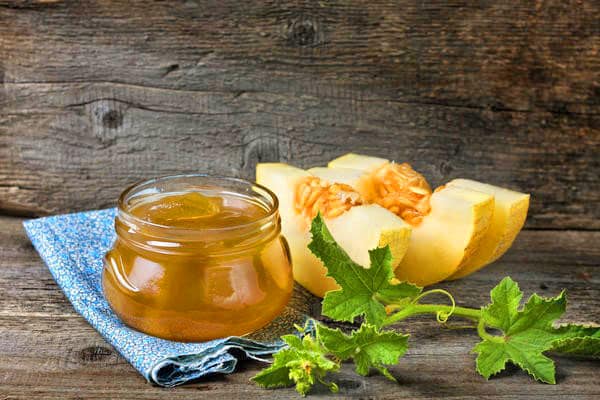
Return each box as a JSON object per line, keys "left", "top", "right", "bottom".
{"left": 1, "top": 1, "right": 598, "bottom": 398}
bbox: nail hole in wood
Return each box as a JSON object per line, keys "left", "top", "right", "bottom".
{"left": 337, "top": 377, "right": 364, "bottom": 392}
{"left": 79, "top": 345, "right": 113, "bottom": 362}
{"left": 101, "top": 109, "right": 123, "bottom": 129}
{"left": 284, "top": 15, "right": 323, "bottom": 47}
{"left": 439, "top": 160, "right": 453, "bottom": 176}
{"left": 163, "top": 63, "right": 180, "bottom": 77}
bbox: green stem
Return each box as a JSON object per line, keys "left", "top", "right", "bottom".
{"left": 317, "top": 377, "right": 339, "bottom": 393}
{"left": 383, "top": 304, "right": 481, "bottom": 327}
{"left": 477, "top": 318, "right": 505, "bottom": 343}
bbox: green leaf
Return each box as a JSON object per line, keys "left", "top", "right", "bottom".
{"left": 308, "top": 214, "right": 421, "bottom": 327}
{"left": 551, "top": 337, "right": 600, "bottom": 358}
{"left": 252, "top": 331, "right": 339, "bottom": 396}
{"left": 551, "top": 324, "right": 600, "bottom": 342}
{"left": 317, "top": 323, "right": 408, "bottom": 381}
{"left": 480, "top": 275, "right": 522, "bottom": 331}
{"left": 252, "top": 348, "right": 296, "bottom": 389}
{"left": 281, "top": 334, "right": 304, "bottom": 350}
{"left": 474, "top": 277, "right": 600, "bottom": 384}
{"left": 550, "top": 325, "right": 600, "bottom": 358}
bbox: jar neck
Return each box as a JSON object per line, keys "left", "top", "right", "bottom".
{"left": 115, "top": 209, "right": 281, "bottom": 257}
{"left": 114, "top": 175, "right": 281, "bottom": 257}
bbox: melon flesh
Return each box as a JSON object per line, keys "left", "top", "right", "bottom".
{"left": 446, "top": 179, "right": 530, "bottom": 280}
{"left": 395, "top": 185, "right": 494, "bottom": 285}
{"left": 326, "top": 205, "right": 411, "bottom": 269}
{"left": 328, "top": 153, "right": 388, "bottom": 172}
{"left": 308, "top": 167, "right": 365, "bottom": 187}
{"left": 256, "top": 163, "right": 412, "bottom": 297}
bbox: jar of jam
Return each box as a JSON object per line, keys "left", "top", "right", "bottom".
{"left": 102, "top": 175, "right": 293, "bottom": 342}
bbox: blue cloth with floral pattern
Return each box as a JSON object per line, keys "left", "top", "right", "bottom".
{"left": 23, "top": 208, "right": 287, "bottom": 387}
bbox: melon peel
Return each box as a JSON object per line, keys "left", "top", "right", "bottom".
{"left": 446, "top": 179, "right": 530, "bottom": 280}
{"left": 256, "top": 163, "right": 412, "bottom": 298}
{"left": 327, "top": 153, "right": 529, "bottom": 284}
{"left": 392, "top": 185, "right": 494, "bottom": 285}
{"left": 328, "top": 153, "right": 388, "bottom": 171}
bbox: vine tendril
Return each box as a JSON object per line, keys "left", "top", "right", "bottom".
{"left": 410, "top": 289, "right": 456, "bottom": 324}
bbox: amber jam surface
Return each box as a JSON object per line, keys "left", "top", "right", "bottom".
{"left": 102, "top": 176, "right": 293, "bottom": 342}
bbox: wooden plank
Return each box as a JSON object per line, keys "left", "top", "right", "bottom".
{"left": 1, "top": 0, "right": 598, "bottom": 114}
{"left": 1, "top": 216, "right": 598, "bottom": 398}
{"left": 1, "top": 82, "right": 598, "bottom": 228}
{"left": 1, "top": 0, "right": 599, "bottom": 229}
{"left": 2, "top": 313, "right": 599, "bottom": 399}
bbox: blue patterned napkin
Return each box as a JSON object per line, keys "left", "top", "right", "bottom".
{"left": 23, "top": 208, "right": 293, "bottom": 387}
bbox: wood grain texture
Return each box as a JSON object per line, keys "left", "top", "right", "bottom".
{"left": 1, "top": 0, "right": 599, "bottom": 228}
{"left": 1, "top": 216, "right": 598, "bottom": 399}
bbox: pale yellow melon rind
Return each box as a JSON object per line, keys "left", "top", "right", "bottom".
{"left": 393, "top": 186, "right": 494, "bottom": 286}
{"left": 494, "top": 196, "right": 529, "bottom": 259}
{"left": 448, "top": 179, "right": 530, "bottom": 280}
{"left": 379, "top": 228, "right": 411, "bottom": 270}
{"left": 449, "top": 187, "right": 496, "bottom": 269}
{"left": 327, "top": 153, "right": 388, "bottom": 172}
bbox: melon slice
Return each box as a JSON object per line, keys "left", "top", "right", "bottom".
{"left": 325, "top": 154, "right": 500, "bottom": 285}
{"left": 256, "top": 163, "right": 412, "bottom": 297}
{"left": 328, "top": 153, "right": 388, "bottom": 171}
{"left": 395, "top": 185, "right": 494, "bottom": 285}
{"left": 446, "top": 179, "right": 530, "bottom": 280}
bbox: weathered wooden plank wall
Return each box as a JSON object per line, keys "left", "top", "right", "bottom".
{"left": 1, "top": 0, "right": 599, "bottom": 229}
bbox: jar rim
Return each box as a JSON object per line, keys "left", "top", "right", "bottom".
{"left": 117, "top": 174, "right": 279, "bottom": 234}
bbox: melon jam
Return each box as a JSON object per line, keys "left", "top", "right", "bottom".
{"left": 102, "top": 175, "right": 293, "bottom": 342}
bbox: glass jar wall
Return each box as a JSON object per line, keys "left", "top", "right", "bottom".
{"left": 102, "top": 175, "right": 293, "bottom": 342}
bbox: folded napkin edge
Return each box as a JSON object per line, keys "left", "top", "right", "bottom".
{"left": 150, "top": 342, "right": 282, "bottom": 387}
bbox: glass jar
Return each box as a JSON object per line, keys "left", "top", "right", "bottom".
{"left": 102, "top": 175, "right": 293, "bottom": 342}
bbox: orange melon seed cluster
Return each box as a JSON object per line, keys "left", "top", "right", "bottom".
{"left": 294, "top": 177, "right": 362, "bottom": 221}
{"left": 366, "top": 162, "right": 432, "bottom": 225}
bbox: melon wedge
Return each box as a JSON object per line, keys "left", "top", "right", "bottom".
{"left": 328, "top": 153, "right": 388, "bottom": 171}
{"left": 325, "top": 154, "right": 500, "bottom": 285}
{"left": 446, "top": 179, "right": 530, "bottom": 280}
{"left": 395, "top": 185, "right": 494, "bottom": 285}
{"left": 326, "top": 205, "right": 411, "bottom": 268}
{"left": 256, "top": 163, "right": 412, "bottom": 297}
{"left": 329, "top": 153, "right": 531, "bottom": 281}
